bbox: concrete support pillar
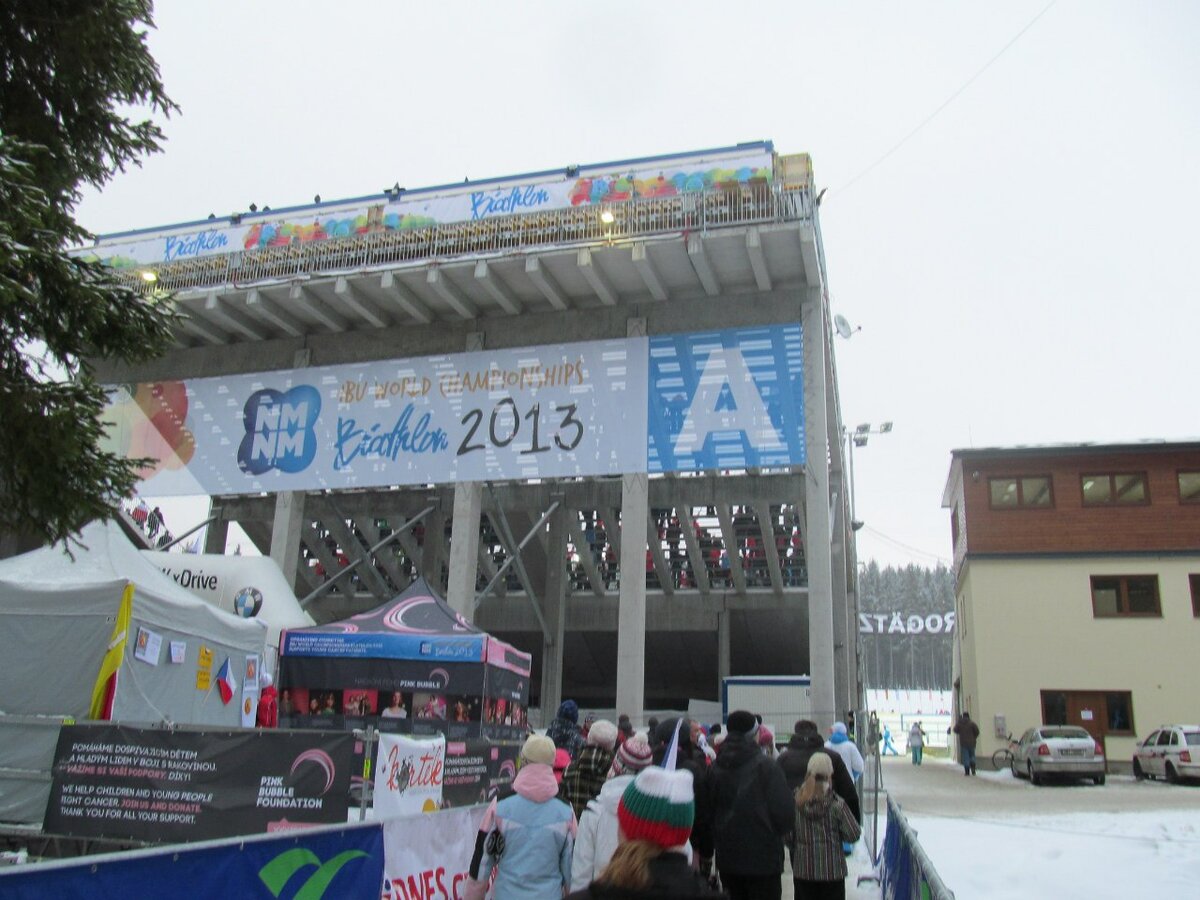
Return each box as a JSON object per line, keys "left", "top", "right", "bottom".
{"left": 204, "top": 504, "right": 229, "bottom": 554}
{"left": 717, "top": 608, "right": 732, "bottom": 694}
{"left": 270, "top": 491, "right": 305, "bottom": 591}
{"left": 422, "top": 506, "right": 446, "bottom": 592}
{"left": 539, "top": 502, "right": 568, "bottom": 718}
{"left": 831, "top": 539, "right": 849, "bottom": 720}
{"left": 803, "top": 286, "right": 836, "bottom": 729}
{"left": 446, "top": 482, "right": 483, "bottom": 623}
{"left": 269, "top": 346, "right": 311, "bottom": 591}
{"left": 616, "top": 472, "right": 648, "bottom": 721}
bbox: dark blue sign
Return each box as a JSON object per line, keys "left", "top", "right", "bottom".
{"left": 0, "top": 821, "right": 383, "bottom": 899}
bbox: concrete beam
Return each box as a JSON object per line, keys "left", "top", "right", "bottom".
{"left": 577, "top": 248, "right": 617, "bottom": 306}
{"left": 679, "top": 511, "right": 712, "bottom": 598}
{"left": 715, "top": 504, "right": 749, "bottom": 595}
{"left": 270, "top": 491, "right": 306, "bottom": 592}
{"left": 446, "top": 481, "right": 483, "bottom": 622}
{"left": 686, "top": 233, "right": 720, "bottom": 296}
{"left": 246, "top": 289, "right": 306, "bottom": 337}
{"left": 177, "top": 309, "right": 229, "bottom": 345}
{"left": 646, "top": 511, "right": 673, "bottom": 595}
{"left": 615, "top": 473, "right": 648, "bottom": 719}
{"left": 379, "top": 271, "right": 434, "bottom": 324}
{"left": 746, "top": 228, "right": 772, "bottom": 292}
{"left": 755, "top": 504, "right": 785, "bottom": 595}
{"left": 204, "top": 292, "right": 269, "bottom": 341}
{"left": 525, "top": 256, "right": 568, "bottom": 310}
{"left": 335, "top": 276, "right": 391, "bottom": 328}
{"left": 427, "top": 268, "right": 477, "bottom": 319}
{"left": 631, "top": 242, "right": 668, "bottom": 301}
{"left": 289, "top": 283, "right": 347, "bottom": 333}
{"left": 474, "top": 260, "right": 522, "bottom": 315}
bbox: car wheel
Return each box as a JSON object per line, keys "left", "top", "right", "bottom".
{"left": 1094, "top": 774, "right": 1105, "bottom": 786}
{"left": 1133, "top": 759, "right": 1145, "bottom": 781}
{"left": 1028, "top": 762, "right": 1041, "bottom": 786}
{"left": 1011, "top": 758, "right": 1019, "bottom": 778}
{"left": 1166, "top": 763, "right": 1179, "bottom": 785}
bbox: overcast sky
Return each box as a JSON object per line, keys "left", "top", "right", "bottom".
{"left": 79, "top": 1, "right": 1200, "bottom": 569}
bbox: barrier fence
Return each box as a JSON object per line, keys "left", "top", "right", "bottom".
{"left": 880, "top": 793, "right": 955, "bottom": 900}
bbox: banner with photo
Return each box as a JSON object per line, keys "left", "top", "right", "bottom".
{"left": 373, "top": 734, "right": 445, "bottom": 817}
{"left": 43, "top": 724, "right": 354, "bottom": 843}
{"left": 104, "top": 324, "right": 807, "bottom": 496}
{"left": 82, "top": 146, "right": 774, "bottom": 269}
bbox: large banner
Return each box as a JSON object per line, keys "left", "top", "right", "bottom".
{"left": 382, "top": 804, "right": 488, "bottom": 900}
{"left": 105, "top": 325, "right": 806, "bottom": 496}
{"left": 0, "top": 821, "right": 383, "bottom": 899}
{"left": 82, "top": 145, "right": 773, "bottom": 269}
{"left": 43, "top": 724, "right": 355, "bottom": 842}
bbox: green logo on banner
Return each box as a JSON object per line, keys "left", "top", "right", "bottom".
{"left": 258, "top": 848, "right": 369, "bottom": 899}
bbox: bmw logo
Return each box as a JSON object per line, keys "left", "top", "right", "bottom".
{"left": 233, "top": 587, "right": 263, "bottom": 618}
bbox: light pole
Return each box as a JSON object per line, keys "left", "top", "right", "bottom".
{"left": 843, "top": 422, "right": 893, "bottom": 703}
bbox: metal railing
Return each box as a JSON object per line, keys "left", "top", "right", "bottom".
{"left": 113, "top": 183, "right": 814, "bottom": 296}
{"left": 880, "top": 793, "right": 956, "bottom": 899}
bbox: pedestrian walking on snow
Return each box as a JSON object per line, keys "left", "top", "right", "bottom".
{"left": 824, "top": 723, "right": 864, "bottom": 782}
{"left": 881, "top": 725, "right": 898, "bottom": 756}
{"left": 951, "top": 712, "right": 980, "bottom": 776}
{"left": 790, "top": 752, "right": 861, "bottom": 900}
{"left": 907, "top": 722, "right": 926, "bottom": 766}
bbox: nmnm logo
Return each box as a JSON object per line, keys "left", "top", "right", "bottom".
{"left": 238, "top": 386, "right": 322, "bottom": 475}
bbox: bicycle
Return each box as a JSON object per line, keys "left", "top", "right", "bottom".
{"left": 991, "top": 733, "right": 1019, "bottom": 770}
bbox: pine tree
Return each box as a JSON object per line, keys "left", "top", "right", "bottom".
{"left": 1, "top": 1, "right": 178, "bottom": 546}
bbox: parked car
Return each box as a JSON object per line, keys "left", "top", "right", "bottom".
{"left": 1132, "top": 725, "right": 1200, "bottom": 784}
{"left": 1011, "top": 725, "right": 1106, "bottom": 785}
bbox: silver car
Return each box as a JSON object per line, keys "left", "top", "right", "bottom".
{"left": 1011, "top": 725, "right": 1106, "bottom": 785}
{"left": 1132, "top": 725, "right": 1200, "bottom": 784}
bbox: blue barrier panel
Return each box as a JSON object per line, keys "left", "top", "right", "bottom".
{"left": 0, "top": 820, "right": 383, "bottom": 899}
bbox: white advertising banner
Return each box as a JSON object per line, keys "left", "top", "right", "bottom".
{"left": 381, "top": 803, "right": 487, "bottom": 900}
{"left": 374, "top": 734, "right": 446, "bottom": 818}
{"left": 82, "top": 146, "right": 774, "bottom": 268}
{"left": 102, "top": 336, "right": 648, "bottom": 496}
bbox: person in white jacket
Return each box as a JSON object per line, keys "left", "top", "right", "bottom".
{"left": 570, "top": 733, "right": 654, "bottom": 890}
{"left": 824, "top": 721, "right": 865, "bottom": 782}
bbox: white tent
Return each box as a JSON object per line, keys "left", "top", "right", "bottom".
{"left": 0, "top": 520, "right": 269, "bottom": 826}
{"left": 141, "top": 549, "right": 314, "bottom": 654}
{"left": 0, "top": 520, "right": 267, "bottom": 726}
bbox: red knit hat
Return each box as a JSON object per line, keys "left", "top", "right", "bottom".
{"left": 617, "top": 767, "right": 694, "bottom": 850}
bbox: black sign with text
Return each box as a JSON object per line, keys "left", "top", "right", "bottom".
{"left": 43, "top": 724, "right": 354, "bottom": 843}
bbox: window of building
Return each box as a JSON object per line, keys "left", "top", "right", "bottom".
{"left": 1041, "top": 690, "right": 1134, "bottom": 736}
{"left": 1081, "top": 473, "right": 1148, "bottom": 506}
{"left": 988, "top": 476, "right": 1053, "bottom": 509}
{"left": 1179, "top": 471, "right": 1200, "bottom": 504}
{"left": 1191, "top": 574, "right": 1200, "bottom": 618}
{"left": 1090, "top": 575, "right": 1160, "bottom": 617}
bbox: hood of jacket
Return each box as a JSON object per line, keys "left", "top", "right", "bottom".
{"left": 714, "top": 732, "right": 761, "bottom": 770}
{"left": 592, "top": 773, "right": 634, "bottom": 815}
{"left": 786, "top": 730, "right": 823, "bottom": 752}
{"left": 799, "top": 790, "right": 834, "bottom": 820}
{"left": 828, "top": 731, "right": 849, "bottom": 746}
{"left": 512, "top": 762, "right": 561, "bottom": 803}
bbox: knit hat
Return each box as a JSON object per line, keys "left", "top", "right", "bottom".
{"left": 553, "top": 748, "right": 572, "bottom": 783}
{"left": 520, "top": 734, "right": 556, "bottom": 767}
{"left": 617, "top": 767, "right": 694, "bottom": 850}
{"left": 588, "top": 718, "right": 618, "bottom": 751}
{"left": 727, "top": 710, "right": 758, "bottom": 736}
{"left": 807, "top": 752, "right": 834, "bottom": 778}
{"left": 557, "top": 699, "right": 579, "bottom": 723}
{"left": 609, "top": 733, "right": 653, "bottom": 777}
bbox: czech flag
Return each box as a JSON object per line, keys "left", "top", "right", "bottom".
{"left": 216, "top": 657, "right": 238, "bottom": 705}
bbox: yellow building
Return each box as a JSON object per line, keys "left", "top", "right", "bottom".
{"left": 942, "top": 443, "right": 1200, "bottom": 769}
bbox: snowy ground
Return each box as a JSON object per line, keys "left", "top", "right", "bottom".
{"left": 879, "top": 756, "right": 1200, "bottom": 898}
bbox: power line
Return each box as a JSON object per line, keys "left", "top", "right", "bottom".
{"left": 837, "top": 0, "right": 1058, "bottom": 197}
{"left": 861, "top": 525, "right": 950, "bottom": 566}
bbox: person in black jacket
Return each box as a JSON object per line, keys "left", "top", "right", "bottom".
{"left": 777, "top": 720, "right": 860, "bottom": 824}
{"left": 708, "top": 710, "right": 794, "bottom": 900}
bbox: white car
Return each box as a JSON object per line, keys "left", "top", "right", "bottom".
{"left": 1132, "top": 725, "right": 1200, "bottom": 784}
{"left": 1011, "top": 725, "right": 1106, "bottom": 785}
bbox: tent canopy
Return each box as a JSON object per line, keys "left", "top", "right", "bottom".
{"left": 282, "top": 577, "right": 527, "bottom": 669}
{"left": 0, "top": 520, "right": 267, "bottom": 722}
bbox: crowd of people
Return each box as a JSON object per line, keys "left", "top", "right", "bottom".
{"left": 464, "top": 700, "right": 867, "bottom": 900}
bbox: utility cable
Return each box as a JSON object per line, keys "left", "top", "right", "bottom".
{"left": 837, "top": 0, "right": 1058, "bottom": 198}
